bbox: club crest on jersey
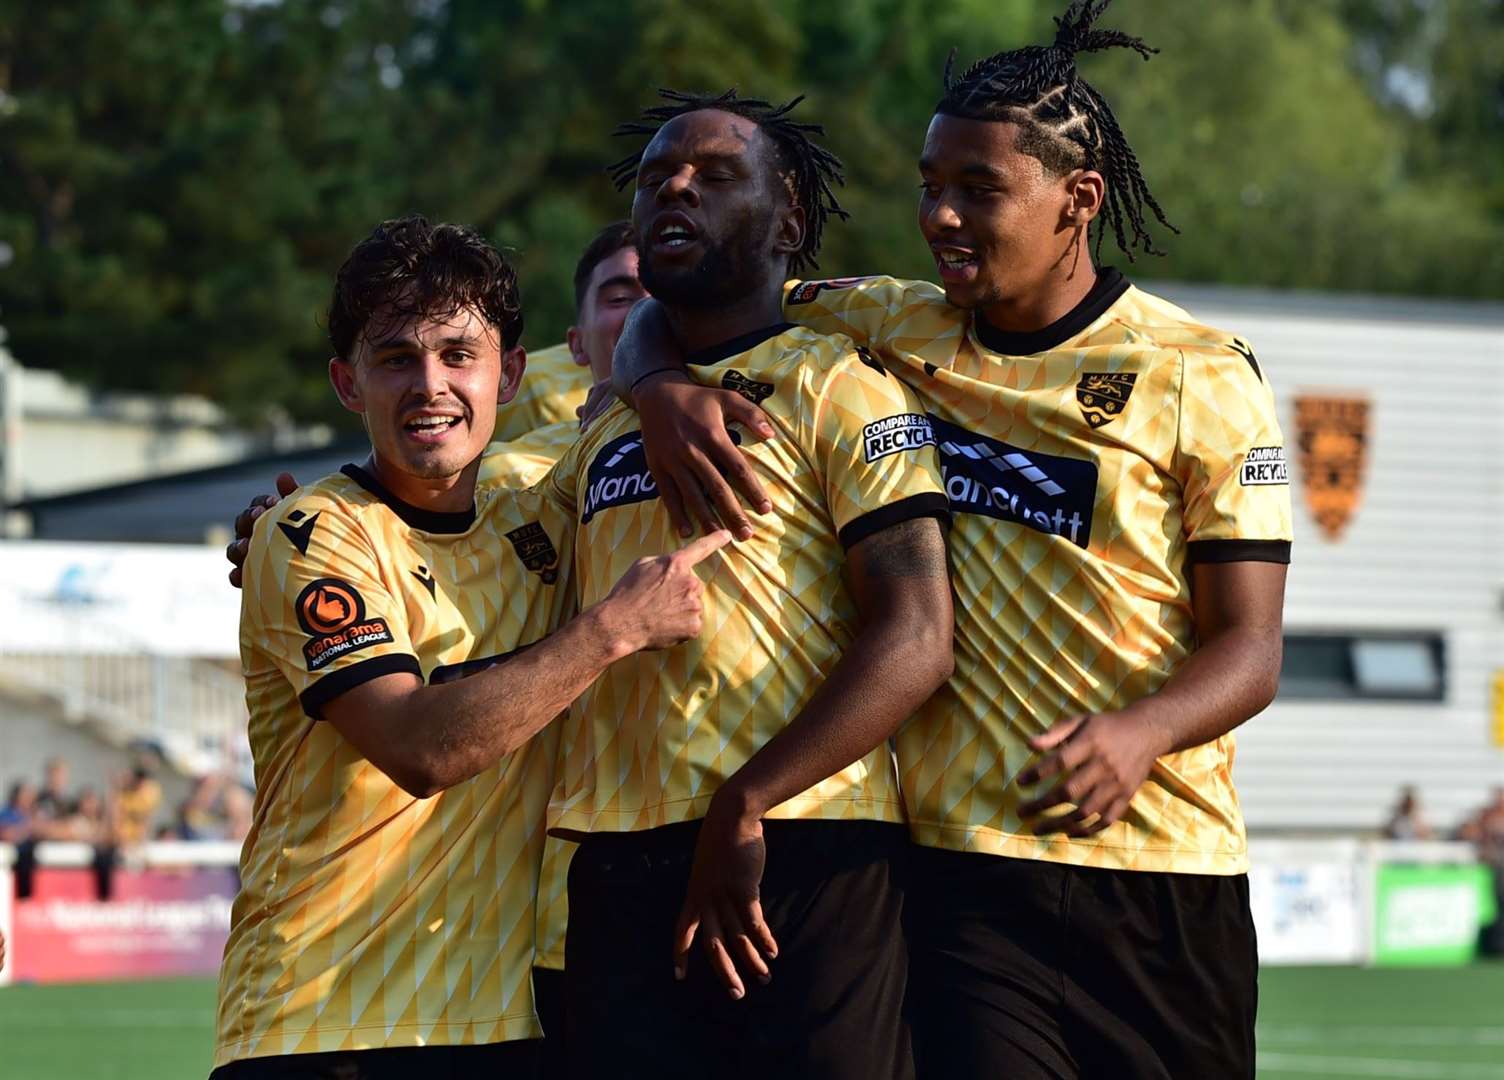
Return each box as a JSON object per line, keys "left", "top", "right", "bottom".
{"left": 931, "top": 416, "right": 1097, "bottom": 548}
{"left": 785, "top": 276, "right": 873, "bottom": 305}
{"left": 722, "top": 370, "right": 774, "bottom": 405}
{"left": 504, "top": 522, "right": 560, "bottom": 584}
{"left": 1294, "top": 394, "right": 1369, "bottom": 541}
{"left": 581, "top": 431, "right": 659, "bottom": 524}
{"left": 1076, "top": 372, "right": 1138, "bottom": 429}
{"left": 862, "top": 414, "right": 935, "bottom": 462}
{"left": 294, "top": 578, "right": 394, "bottom": 672}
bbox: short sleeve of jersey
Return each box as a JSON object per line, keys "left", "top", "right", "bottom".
{"left": 782, "top": 276, "right": 909, "bottom": 348}
{"left": 1175, "top": 341, "right": 1294, "bottom": 564}
{"left": 245, "top": 499, "right": 420, "bottom": 719}
{"left": 798, "top": 349, "right": 949, "bottom": 549}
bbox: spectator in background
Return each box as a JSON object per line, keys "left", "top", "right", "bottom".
{"left": 111, "top": 764, "right": 162, "bottom": 847}
{"left": 36, "top": 787, "right": 107, "bottom": 844}
{"left": 222, "top": 784, "right": 253, "bottom": 844}
{"left": 0, "top": 782, "right": 37, "bottom": 843}
{"left": 175, "top": 775, "right": 223, "bottom": 841}
{"left": 34, "top": 758, "right": 73, "bottom": 821}
{"left": 1383, "top": 785, "right": 1434, "bottom": 841}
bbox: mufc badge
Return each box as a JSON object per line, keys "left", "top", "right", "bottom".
{"left": 1076, "top": 372, "right": 1137, "bottom": 429}
{"left": 1294, "top": 394, "right": 1369, "bottom": 541}
{"left": 505, "top": 521, "right": 560, "bottom": 584}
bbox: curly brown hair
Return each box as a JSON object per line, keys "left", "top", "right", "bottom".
{"left": 327, "top": 215, "right": 524, "bottom": 359}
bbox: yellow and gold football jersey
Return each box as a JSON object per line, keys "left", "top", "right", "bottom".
{"left": 217, "top": 464, "right": 574, "bottom": 1066}
{"left": 475, "top": 427, "right": 581, "bottom": 974}
{"left": 542, "top": 323, "right": 949, "bottom": 835}
{"left": 478, "top": 420, "right": 580, "bottom": 490}
{"left": 494, "top": 343, "right": 592, "bottom": 442}
{"left": 784, "top": 272, "right": 1292, "bottom": 875}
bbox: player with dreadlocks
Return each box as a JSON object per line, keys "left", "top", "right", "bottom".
{"left": 548, "top": 89, "right": 952, "bottom": 1079}
{"left": 617, "top": 3, "right": 1292, "bottom": 1076}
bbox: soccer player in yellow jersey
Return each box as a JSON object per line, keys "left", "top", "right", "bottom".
{"left": 222, "top": 219, "right": 651, "bottom": 1076}
{"left": 550, "top": 92, "right": 953, "bottom": 1080}
{"left": 617, "top": 4, "right": 1291, "bottom": 1077}
{"left": 213, "top": 216, "right": 725, "bottom": 1079}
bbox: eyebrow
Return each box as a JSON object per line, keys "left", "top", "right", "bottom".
{"left": 367, "top": 333, "right": 484, "bottom": 353}
{"left": 918, "top": 159, "right": 1009, "bottom": 183}
{"left": 639, "top": 148, "right": 749, "bottom": 175}
{"left": 593, "top": 274, "right": 643, "bottom": 296}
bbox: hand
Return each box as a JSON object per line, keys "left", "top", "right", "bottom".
{"left": 672, "top": 790, "right": 778, "bottom": 999}
{"left": 597, "top": 530, "right": 731, "bottom": 652}
{"left": 1016, "top": 710, "right": 1167, "bottom": 837}
{"left": 635, "top": 372, "right": 775, "bottom": 542}
{"left": 577, "top": 379, "right": 615, "bottom": 432}
{"left": 227, "top": 472, "right": 299, "bottom": 587}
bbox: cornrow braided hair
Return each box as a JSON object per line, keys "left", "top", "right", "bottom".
{"left": 938, "top": 0, "right": 1177, "bottom": 261}
{"left": 608, "top": 88, "right": 849, "bottom": 276}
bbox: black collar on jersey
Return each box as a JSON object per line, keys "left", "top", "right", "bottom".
{"left": 684, "top": 322, "right": 797, "bottom": 366}
{"left": 340, "top": 463, "right": 477, "bottom": 534}
{"left": 972, "top": 267, "right": 1129, "bottom": 357}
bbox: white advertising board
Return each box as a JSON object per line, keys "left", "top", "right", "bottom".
{"left": 1247, "top": 840, "right": 1368, "bottom": 965}
{"left": 0, "top": 541, "right": 239, "bottom": 658}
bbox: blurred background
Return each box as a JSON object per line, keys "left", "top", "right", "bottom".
{"left": 1, "top": 1, "right": 1502, "bottom": 1077}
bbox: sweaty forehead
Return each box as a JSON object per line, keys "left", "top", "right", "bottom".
{"left": 642, "top": 109, "right": 766, "bottom": 165}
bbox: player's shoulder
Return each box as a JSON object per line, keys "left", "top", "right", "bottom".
{"left": 251, "top": 467, "right": 376, "bottom": 550}
{"left": 479, "top": 421, "right": 580, "bottom": 490}
{"left": 524, "top": 341, "right": 586, "bottom": 379}
{"left": 784, "top": 274, "right": 947, "bottom": 313}
{"left": 1115, "top": 285, "right": 1267, "bottom": 384}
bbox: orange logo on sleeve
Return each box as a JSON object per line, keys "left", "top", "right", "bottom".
{"left": 293, "top": 578, "right": 394, "bottom": 672}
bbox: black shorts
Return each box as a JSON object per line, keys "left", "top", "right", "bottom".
{"left": 208, "top": 1039, "right": 539, "bottom": 1080}
{"left": 904, "top": 846, "right": 1258, "bottom": 1080}
{"left": 533, "top": 965, "right": 566, "bottom": 1076}
{"left": 563, "top": 819, "right": 912, "bottom": 1080}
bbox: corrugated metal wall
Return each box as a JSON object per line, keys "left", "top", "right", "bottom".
{"left": 1160, "top": 284, "right": 1504, "bottom": 834}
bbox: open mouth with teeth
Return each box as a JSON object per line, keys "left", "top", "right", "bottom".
{"left": 651, "top": 215, "right": 700, "bottom": 253}
{"left": 933, "top": 246, "right": 980, "bottom": 283}
{"left": 404, "top": 414, "right": 463, "bottom": 441}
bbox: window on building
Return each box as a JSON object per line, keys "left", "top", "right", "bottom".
{"left": 1279, "top": 633, "right": 1445, "bottom": 702}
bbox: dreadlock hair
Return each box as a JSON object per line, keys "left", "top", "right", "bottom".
{"left": 936, "top": 0, "right": 1176, "bottom": 261}
{"left": 608, "top": 89, "right": 848, "bottom": 277}
{"left": 328, "top": 215, "right": 523, "bottom": 360}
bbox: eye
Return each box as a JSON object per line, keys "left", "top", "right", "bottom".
{"left": 917, "top": 181, "right": 940, "bottom": 197}
{"left": 444, "top": 350, "right": 474, "bottom": 364}
{"left": 965, "top": 185, "right": 1001, "bottom": 199}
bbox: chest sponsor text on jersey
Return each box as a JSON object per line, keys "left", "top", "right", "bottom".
{"left": 581, "top": 431, "right": 659, "bottom": 523}
{"left": 931, "top": 416, "right": 1097, "bottom": 547}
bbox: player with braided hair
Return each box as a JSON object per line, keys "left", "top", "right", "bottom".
{"left": 617, "top": 3, "right": 1291, "bottom": 1076}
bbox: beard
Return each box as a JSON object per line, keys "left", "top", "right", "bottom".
{"left": 638, "top": 213, "right": 773, "bottom": 310}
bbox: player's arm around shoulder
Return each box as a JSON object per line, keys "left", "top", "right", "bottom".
{"left": 318, "top": 526, "right": 732, "bottom": 801}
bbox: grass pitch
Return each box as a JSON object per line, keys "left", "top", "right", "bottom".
{"left": 1, "top": 965, "right": 1502, "bottom": 1079}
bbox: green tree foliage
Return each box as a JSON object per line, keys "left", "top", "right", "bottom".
{"left": 0, "top": 0, "right": 1498, "bottom": 425}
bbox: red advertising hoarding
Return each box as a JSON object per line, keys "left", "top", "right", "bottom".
{"left": 11, "top": 864, "right": 236, "bottom": 984}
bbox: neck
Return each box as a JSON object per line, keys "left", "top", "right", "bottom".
{"left": 365, "top": 452, "right": 479, "bottom": 514}
{"left": 662, "top": 272, "right": 787, "bottom": 355}
{"left": 981, "top": 247, "right": 1098, "bottom": 334}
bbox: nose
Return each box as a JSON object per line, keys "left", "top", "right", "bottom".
{"left": 924, "top": 189, "right": 962, "bottom": 233}
{"left": 655, "top": 164, "right": 700, "bottom": 208}
{"left": 409, "top": 353, "right": 449, "bottom": 400}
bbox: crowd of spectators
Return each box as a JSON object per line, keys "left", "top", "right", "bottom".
{"left": 0, "top": 755, "right": 252, "bottom": 852}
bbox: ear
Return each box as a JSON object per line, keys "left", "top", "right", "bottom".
{"left": 772, "top": 201, "right": 807, "bottom": 260}
{"left": 498, "top": 345, "right": 527, "bottom": 406}
{"left": 1062, "top": 169, "right": 1105, "bottom": 229}
{"left": 567, "top": 326, "right": 589, "bottom": 367}
{"left": 329, "top": 356, "right": 365, "bottom": 415}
